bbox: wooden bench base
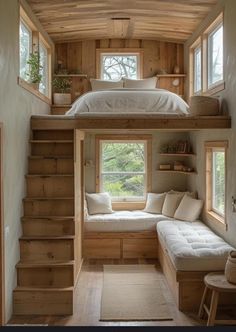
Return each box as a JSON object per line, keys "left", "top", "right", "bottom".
{"left": 83, "top": 231, "right": 158, "bottom": 259}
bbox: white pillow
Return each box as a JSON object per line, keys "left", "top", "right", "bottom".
{"left": 174, "top": 195, "right": 203, "bottom": 222}
{"left": 90, "top": 79, "right": 123, "bottom": 91}
{"left": 144, "top": 193, "right": 166, "bottom": 214}
{"left": 169, "top": 190, "right": 197, "bottom": 199}
{"left": 123, "top": 77, "right": 157, "bottom": 89}
{"left": 86, "top": 193, "right": 113, "bottom": 215}
{"left": 162, "top": 192, "right": 184, "bottom": 218}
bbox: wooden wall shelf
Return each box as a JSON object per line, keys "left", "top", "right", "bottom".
{"left": 54, "top": 74, "right": 88, "bottom": 78}
{"left": 159, "top": 153, "right": 196, "bottom": 157}
{"left": 156, "top": 74, "right": 186, "bottom": 78}
{"left": 157, "top": 170, "right": 197, "bottom": 175}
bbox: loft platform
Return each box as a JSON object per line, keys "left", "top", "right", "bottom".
{"left": 31, "top": 115, "right": 231, "bottom": 131}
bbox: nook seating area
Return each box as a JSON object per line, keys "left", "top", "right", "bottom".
{"left": 83, "top": 191, "right": 234, "bottom": 312}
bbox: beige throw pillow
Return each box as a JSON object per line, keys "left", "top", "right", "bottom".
{"left": 144, "top": 193, "right": 166, "bottom": 214}
{"left": 90, "top": 79, "right": 123, "bottom": 91}
{"left": 123, "top": 77, "right": 157, "bottom": 89}
{"left": 174, "top": 195, "right": 203, "bottom": 222}
{"left": 86, "top": 193, "right": 113, "bottom": 215}
{"left": 162, "top": 192, "right": 184, "bottom": 218}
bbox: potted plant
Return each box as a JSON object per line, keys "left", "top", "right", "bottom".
{"left": 26, "top": 52, "right": 42, "bottom": 89}
{"left": 52, "top": 77, "right": 72, "bottom": 105}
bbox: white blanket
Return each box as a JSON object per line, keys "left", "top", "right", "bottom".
{"left": 66, "top": 89, "right": 190, "bottom": 116}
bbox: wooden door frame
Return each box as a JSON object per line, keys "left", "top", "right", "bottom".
{"left": 0, "top": 123, "right": 5, "bottom": 325}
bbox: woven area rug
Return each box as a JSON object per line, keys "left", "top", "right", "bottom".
{"left": 100, "top": 265, "right": 173, "bottom": 321}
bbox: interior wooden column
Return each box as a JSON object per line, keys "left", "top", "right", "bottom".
{"left": 0, "top": 123, "right": 5, "bottom": 325}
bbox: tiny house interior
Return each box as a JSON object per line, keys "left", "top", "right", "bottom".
{"left": 1, "top": 0, "right": 236, "bottom": 327}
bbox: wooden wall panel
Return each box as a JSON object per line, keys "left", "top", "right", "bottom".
{"left": 55, "top": 39, "right": 184, "bottom": 101}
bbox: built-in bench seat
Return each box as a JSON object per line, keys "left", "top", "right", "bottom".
{"left": 85, "top": 210, "right": 172, "bottom": 232}
{"left": 156, "top": 219, "right": 234, "bottom": 312}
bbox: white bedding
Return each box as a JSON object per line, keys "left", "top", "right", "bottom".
{"left": 66, "top": 89, "right": 190, "bottom": 116}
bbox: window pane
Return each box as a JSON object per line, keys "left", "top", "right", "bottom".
{"left": 101, "top": 174, "right": 145, "bottom": 199}
{"left": 102, "top": 55, "right": 138, "bottom": 80}
{"left": 208, "top": 25, "right": 223, "bottom": 86}
{"left": 101, "top": 142, "right": 145, "bottom": 172}
{"left": 212, "top": 150, "right": 225, "bottom": 215}
{"left": 19, "top": 20, "right": 32, "bottom": 81}
{"left": 100, "top": 142, "right": 146, "bottom": 199}
{"left": 39, "top": 41, "right": 48, "bottom": 95}
{"left": 194, "top": 46, "right": 201, "bottom": 93}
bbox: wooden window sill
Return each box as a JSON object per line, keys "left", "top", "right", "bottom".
{"left": 206, "top": 210, "right": 227, "bottom": 230}
{"left": 203, "top": 81, "right": 225, "bottom": 96}
{"left": 18, "top": 77, "right": 51, "bottom": 105}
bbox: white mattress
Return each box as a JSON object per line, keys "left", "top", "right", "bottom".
{"left": 66, "top": 89, "right": 190, "bottom": 116}
{"left": 156, "top": 220, "right": 234, "bottom": 271}
{"left": 85, "top": 210, "right": 172, "bottom": 232}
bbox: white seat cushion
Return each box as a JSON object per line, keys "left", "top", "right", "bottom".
{"left": 85, "top": 210, "right": 172, "bottom": 232}
{"left": 157, "top": 220, "right": 234, "bottom": 271}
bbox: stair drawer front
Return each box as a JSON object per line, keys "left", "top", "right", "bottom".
{"left": 29, "top": 158, "right": 74, "bottom": 175}
{"left": 83, "top": 239, "right": 121, "bottom": 259}
{"left": 31, "top": 143, "right": 73, "bottom": 157}
{"left": 17, "top": 265, "right": 74, "bottom": 288}
{"left": 22, "top": 218, "right": 75, "bottom": 236}
{"left": 24, "top": 199, "right": 74, "bottom": 216}
{"left": 51, "top": 107, "right": 70, "bottom": 115}
{"left": 26, "top": 176, "right": 74, "bottom": 198}
{"left": 13, "top": 289, "right": 73, "bottom": 315}
{"left": 20, "top": 239, "right": 74, "bottom": 261}
{"left": 33, "top": 130, "right": 73, "bottom": 140}
{"left": 123, "top": 239, "right": 158, "bottom": 259}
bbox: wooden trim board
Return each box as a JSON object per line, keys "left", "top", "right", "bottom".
{"left": 31, "top": 116, "right": 231, "bottom": 131}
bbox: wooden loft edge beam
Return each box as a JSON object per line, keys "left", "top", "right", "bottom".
{"left": 31, "top": 116, "right": 231, "bottom": 131}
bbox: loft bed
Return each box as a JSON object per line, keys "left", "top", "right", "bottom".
{"left": 32, "top": 89, "right": 231, "bottom": 130}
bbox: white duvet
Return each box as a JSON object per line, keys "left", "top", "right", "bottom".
{"left": 66, "top": 89, "right": 189, "bottom": 116}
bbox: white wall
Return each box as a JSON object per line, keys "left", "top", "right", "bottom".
{"left": 185, "top": 0, "right": 236, "bottom": 247}
{"left": 0, "top": 0, "right": 53, "bottom": 321}
{"left": 84, "top": 132, "right": 190, "bottom": 194}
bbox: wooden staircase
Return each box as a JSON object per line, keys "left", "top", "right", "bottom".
{"left": 13, "top": 128, "right": 84, "bottom": 315}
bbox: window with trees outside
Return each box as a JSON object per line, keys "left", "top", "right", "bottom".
{"left": 19, "top": 19, "right": 32, "bottom": 81}
{"left": 101, "top": 54, "right": 139, "bottom": 80}
{"left": 205, "top": 141, "right": 228, "bottom": 226}
{"left": 96, "top": 136, "right": 152, "bottom": 202}
{"left": 189, "top": 13, "right": 224, "bottom": 96}
{"left": 39, "top": 39, "right": 49, "bottom": 96}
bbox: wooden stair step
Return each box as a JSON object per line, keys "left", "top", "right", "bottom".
{"left": 20, "top": 237, "right": 74, "bottom": 262}
{"left": 21, "top": 217, "right": 75, "bottom": 237}
{"left": 26, "top": 176, "right": 74, "bottom": 198}
{"left": 20, "top": 236, "right": 75, "bottom": 240}
{"left": 31, "top": 141, "right": 74, "bottom": 157}
{"left": 26, "top": 174, "right": 74, "bottom": 177}
{"left": 32, "top": 129, "right": 73, "bottom": 141}
{"left": 16, "top": 261, "right": 74, "bottom": 288}
{"left": 13, "top": 287, "right": 73, "bottom": 315}
{"left": 29, "top": 155, "right": 73, "bottom": 159}
{"left": 28, "top": 156, "right": 74, "bottom": 175}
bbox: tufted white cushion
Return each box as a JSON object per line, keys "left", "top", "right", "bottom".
{"left": 144, "top": 193, "right": 166, "bottom": 214}
{"left": 174, "top": 194, "right": 203, "bottom": 222}
{"left": 90, "top": 79, "right": 123, "bottom": 91}
{"left": 162, "top": 192, "right": 183, "bottom": 218}
{"left": 123, "top": 77, "right": 157, "bottom": 89}
{"left": 157, "top": 220, "right": 234, "bottom": 271}
{"left": 85, "top": 211, "right": 172, "bottom": 232}
{"left": 86, "top": 193, "right": 113, "bottom": 215}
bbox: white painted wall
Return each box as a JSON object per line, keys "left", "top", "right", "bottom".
{"left": 185, "top": 0, "right": 236, "bottom": 247}
{"left": 0, "top": 0, "right": 53, "bottom": 321}
{"left": 84, "top": 132, "right": 190, "bottom": 194}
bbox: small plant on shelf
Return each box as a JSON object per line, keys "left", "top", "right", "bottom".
{"left": 26, "top": 52, "right": 42, "bottom": 89}
{"left": 52, "top": 77, "right": 72, "bottom": 105}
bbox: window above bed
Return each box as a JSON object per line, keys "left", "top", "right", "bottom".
{"left": 189, "top": 12, "right": 224, "bottom": 97}
{"left": 96, "top": 48, "right": 144, "bottom": 80}
{"left": 96, "top": 135, "right": 152, "bottom": 203}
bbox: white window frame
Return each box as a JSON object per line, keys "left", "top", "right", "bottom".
{"left": 95, "top": 135, "right": 152, "bottom": 205}
{"left": 189, "top": 12, "right": 224, "bottom": 97}
{"left": 96, "top": 48, "right": 144, "bottom": 80}
{"left": 205, "top": 141, "right": 228, "bottom": 228}
{"left": 39, "top": 35, "right": 50, "bottom": 97}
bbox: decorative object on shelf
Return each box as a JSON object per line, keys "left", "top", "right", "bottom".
{"left": 26, "top": 52, "right": 42, "bottom": 90}
{"left": 159, "top": 164, "right": 171, "bottom": 170}
{"left": 160, "top": 140, "right": 193, "bottom": 155}
{"left": 84, "top": 160, "right": 95, "bottom": 167}
{"left": 174, "top": 161, "right": 184, "bottom": 171}
{"left": 173, "top": 65, "right": 180, "bottom": 74}
{"left": 225, "top": 251, "right": 236, "bottom": 284}
{"left": 52, "top": 77, "right": 72, "bottom": 105}
{"left": 55, "top": 68, "right": 69, "bottom": 75}
{"left": 156, "top": 69, "right": 168, "bottom": 75}
{"left": 172, "top": 78, "right": 180, "bottom": 87}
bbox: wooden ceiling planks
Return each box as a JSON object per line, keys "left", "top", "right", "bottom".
{"left": 27, "top": 0, "right": 218, "bottom": 43}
